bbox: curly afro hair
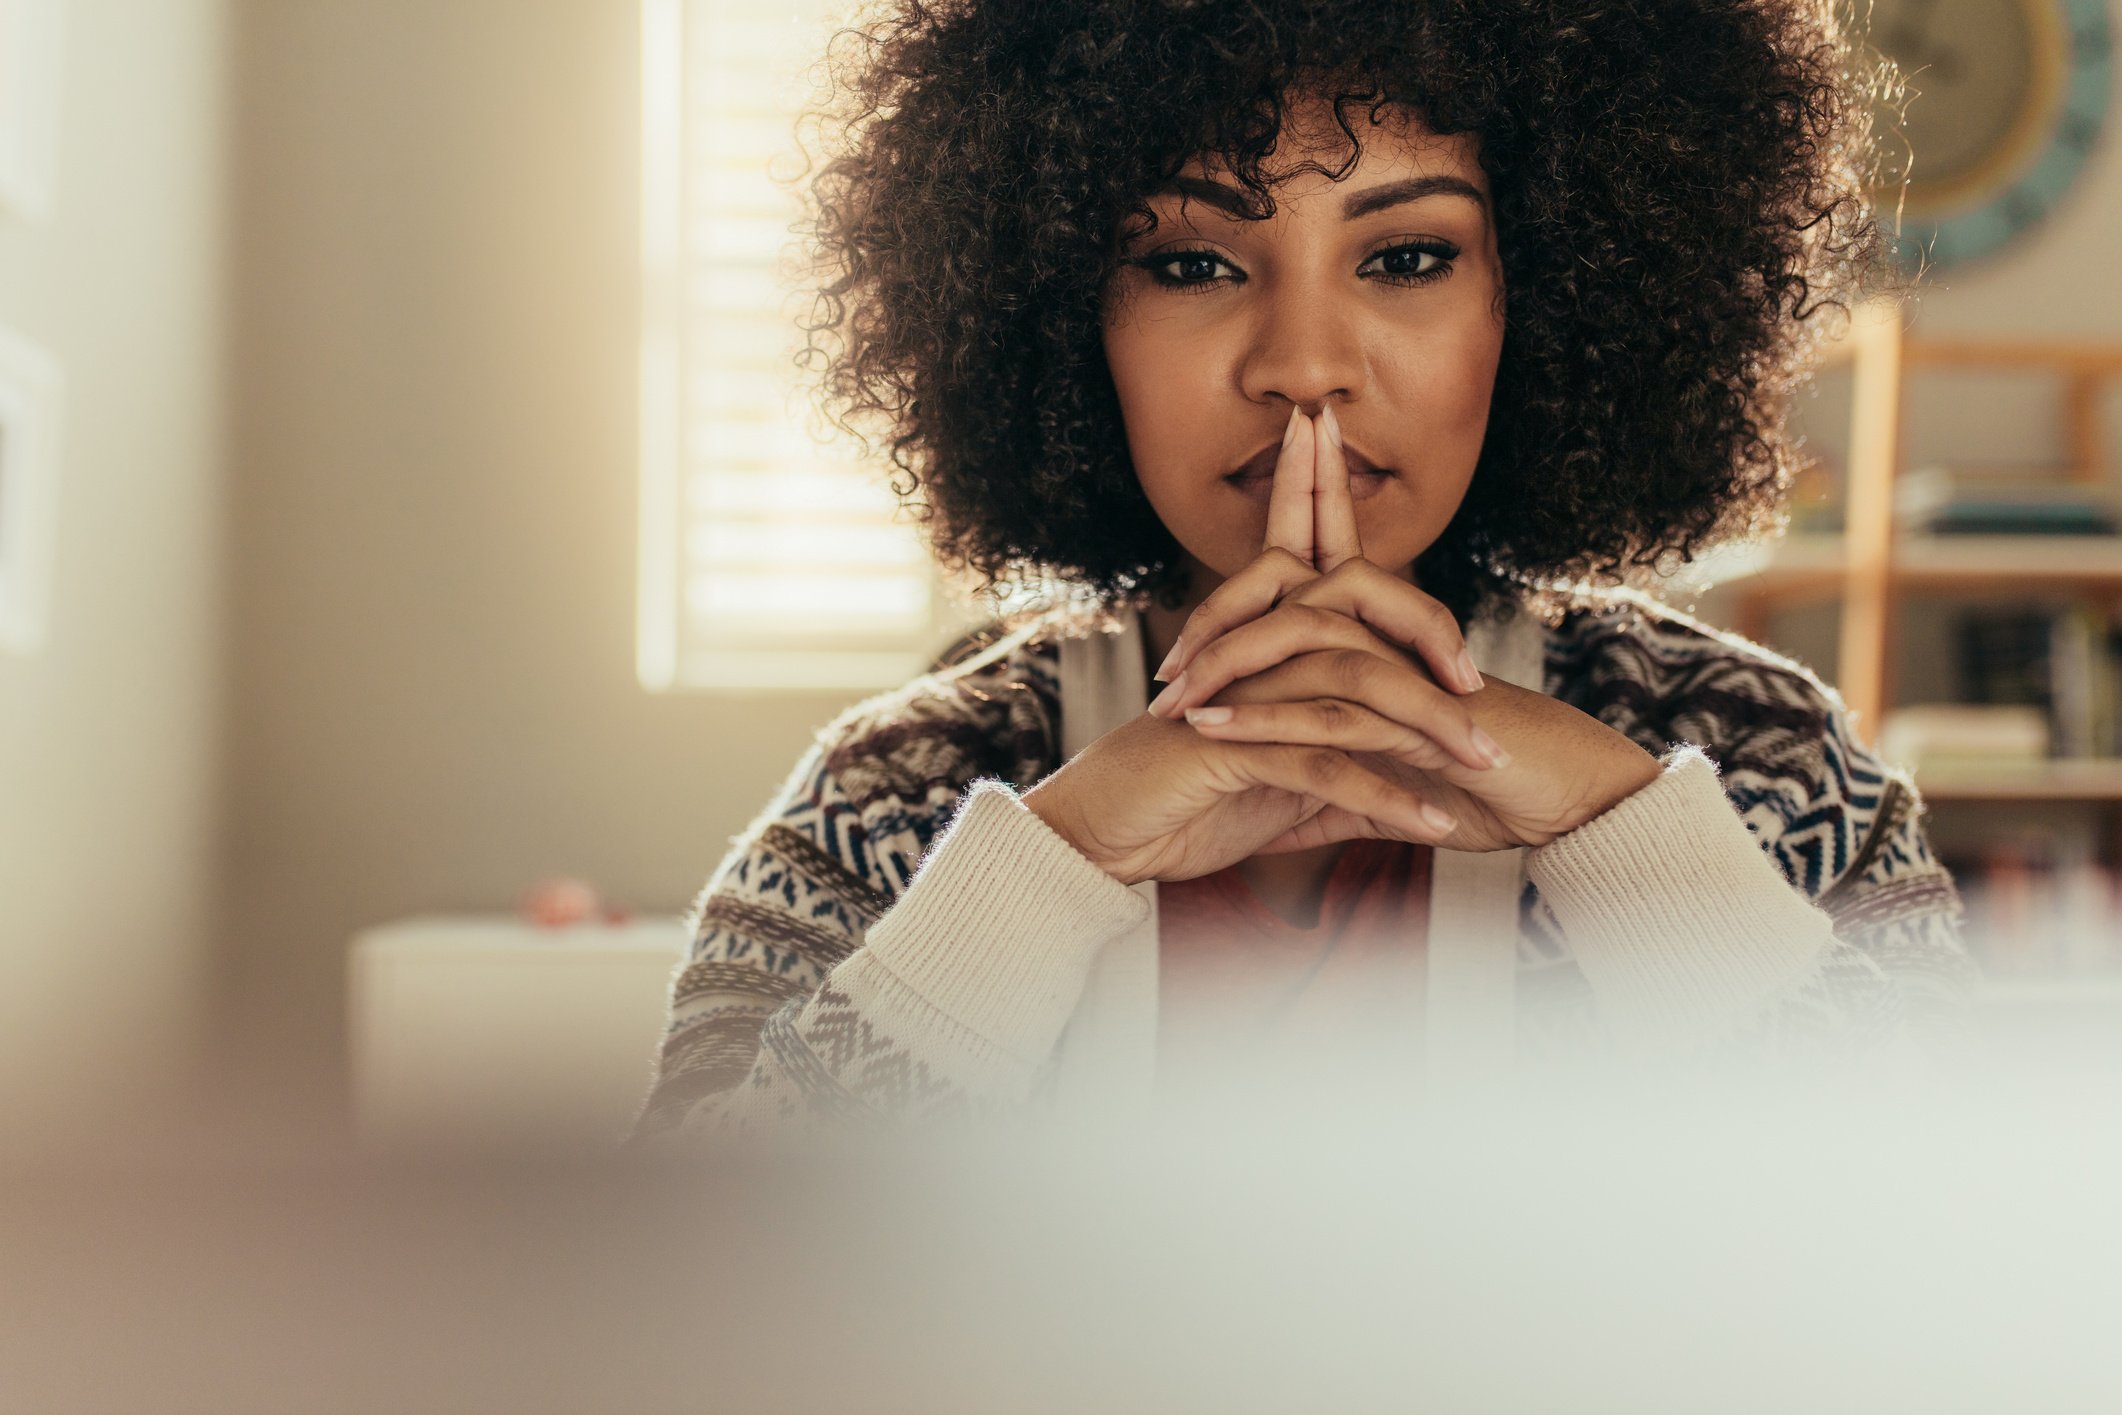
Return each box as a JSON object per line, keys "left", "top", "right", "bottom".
{"left": 797, "top": 0, "right": 1910, "bottom": 631}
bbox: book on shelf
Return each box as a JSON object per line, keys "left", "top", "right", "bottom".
{"left": 1897, "top": 465, "right": 2122, "bottom": 537}
{"left": 2049, "top": 604, "right": 2120, "bottom": 758}
{"left": 1878, "top": 704, "right": 2048, "bottom": 771}
{"left": 1921, "top": 602, "right": 2122, "bottom": 761}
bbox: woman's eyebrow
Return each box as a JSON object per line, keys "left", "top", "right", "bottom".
{"left": 1154, "top": 174, "right": 1490, "bottom": 232}
{"left": 1341, "top": 175, "right": 1488, "bottom": 226}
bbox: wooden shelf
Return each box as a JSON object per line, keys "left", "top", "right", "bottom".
{"left": 1915, "top": 759, "right": 2122, "bottom": 801}
{"left": 1746, "top": 309, "right": 2122, "bottom": 746}
{"left": 1688, "top": 533, "right": 2122, "bottom": 600}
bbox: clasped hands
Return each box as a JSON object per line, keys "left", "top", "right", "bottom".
{"left": 1144, "top": 403, "right": 1661, "bottom": 854}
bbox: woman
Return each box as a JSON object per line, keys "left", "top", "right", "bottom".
{"left": 629, "top": 0, "right": 1978, "bottom": 1137}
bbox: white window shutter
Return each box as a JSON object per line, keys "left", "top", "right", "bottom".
{"left": 639, "top": 0, "right": 996, "bottom": 691}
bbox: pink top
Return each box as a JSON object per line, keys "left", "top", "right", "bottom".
{"left": 1155, "top": 840, "right": 1434, "bottom": 1081}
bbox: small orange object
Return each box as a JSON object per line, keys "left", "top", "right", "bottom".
{"left": 521, "top": 877, "right": 601, "bottom": 927}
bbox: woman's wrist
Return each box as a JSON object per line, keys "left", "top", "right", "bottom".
{"left": 1577, "top": 750, "right": 1666, "bottom": 828}
{"left": 1021, "top": 777, "right": 1135, "bottom": 885}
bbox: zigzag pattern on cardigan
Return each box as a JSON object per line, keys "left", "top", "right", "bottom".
{"left": 630, "top": 592, "right": 1976, "bottom": 1139}
{"left": 1514, "top": 590, "right": 1976, "bottom": 1060}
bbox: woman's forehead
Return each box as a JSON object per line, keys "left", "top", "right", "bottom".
{"left": 1156, "top": 150, "right": 1490, "bottom": 228}
{"left": 1171, "top": 95, "right": 1485, "bottom": 196}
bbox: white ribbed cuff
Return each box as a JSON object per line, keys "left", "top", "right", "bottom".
{"left": 859, "top": 778, "right": 1150, "bottom": 1066}
{"left": 1527, "top": 745, "right": 1839, "bottom": 1049}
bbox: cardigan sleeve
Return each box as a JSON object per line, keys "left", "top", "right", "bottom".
{"left": 1523, "top": 737, "right": 1978, "bottom": 1060}
{"left": 626, "top": 743, "right": 1146, "bottom": 1144}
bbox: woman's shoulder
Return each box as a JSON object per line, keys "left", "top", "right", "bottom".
{"left": 1539, "top": 587, "right": 1918, "bottom": 875}
{"left": 1544, "top": 586, "right": 1858, "bottom": 761}
{"left": 717, "top": 612, "right": 1071, "bottom": 912}
{"left": 800, "top": 608, "right": 1071, "bottom": 812}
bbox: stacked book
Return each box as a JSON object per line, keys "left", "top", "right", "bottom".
{"left": 1881, "top": 605, "right": 2122, "bottom": 768}
{"left": 1878, "top": 703, "right": 2049, "bottom": 771}
{"left": 1895, "top": 464, "right": 2122, "bottom": 536}
{"left": 1882, "top": 599, "right": 2122, "bottom": 978}
{"left": 1857, "top": 465, "right": 2122, "bottom": 975}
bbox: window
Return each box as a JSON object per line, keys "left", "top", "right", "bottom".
{"left": 639, "top": 0, "right": 1003, "bottom": 692}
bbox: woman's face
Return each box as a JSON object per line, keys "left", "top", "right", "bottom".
{"left": 1101, "top": 97, "right": 1505, "bottom": 593}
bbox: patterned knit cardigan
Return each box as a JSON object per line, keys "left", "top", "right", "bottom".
{"left": 629, "top": 592, "right": 1979, "bottom": 1139}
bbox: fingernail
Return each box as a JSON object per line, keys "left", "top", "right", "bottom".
{"left": 1455, "top": 648, "right": 1483, "bottom": 692}
{"left": 1471, "top": 727, "right": 1511, "bottom": 769}
{"left": 1321, "top": 403, "right": 1343, "bottom": 446}
{"left": 1148, "top": 671, "right": 1186, "bottom": 717}
{"left": 1421, "top": 803, "right": 1458, "bottom": 835}
{"left": 1283, "top": 407, "right": 1303, "bottom": 447}
{"left": 1185, "top": 706, "right": 1232, "bottom": 726}
{"left": 1151, "top": 640, "right": 1183, "bottom": 683}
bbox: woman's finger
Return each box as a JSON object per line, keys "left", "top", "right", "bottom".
{"left": 1313, "top": 403, "right": 1362, "bottom": 574}
{"left": 1151, "top": 545, "right": 1317, "bottom": 685}
{"left": 1250, "top": 804, "right": 1391, "bottom": 855}
{"left": 1281, "top": 559, "right": 1484, "bottom": 694}
{"left": 1226, "top": 739, "right": 1458, "bottom": 842}
{"left": 1184, "top": 695, "right": 1462, "bottom": 772}
{"left": 1173, "top": 645, "right": 1508, "bottom": 773}
{"left": 1156, "top": 604, "right": 1396, "bottom": 716}
{"left": 1263, "top": 406, "right": 1316, "bottom": 566}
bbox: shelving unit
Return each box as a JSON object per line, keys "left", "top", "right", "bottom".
{"left": 1705, "top": 299, "right": 2122, "bottom": 807}
{"left": 1691, "top": 303, "right": 2122, "bottom": 994}
{"left": 1917, "top": 758, "right": 2122, "bottom": 802}
{"left": 1714, "top": 532, "right": 2122, "bottom": 613}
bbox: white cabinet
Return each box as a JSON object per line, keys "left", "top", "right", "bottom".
{"left": 348, "top": 915, "right": 687, "bottom": 1148}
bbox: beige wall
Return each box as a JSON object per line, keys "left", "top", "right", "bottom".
{"left": 215, "top": 0, "right": 852, "bottom": 1119}
{"left": 0, "top": 0, "right": 229, "bottom": 1139}
{"left": 215, "top": 0, "right": 2122, "bottom": 1123}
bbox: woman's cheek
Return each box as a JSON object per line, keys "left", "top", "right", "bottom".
{"left": 1412, "top": 327, "right": 1501, "bottom": 453}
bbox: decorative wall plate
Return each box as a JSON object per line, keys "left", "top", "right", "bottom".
{"left": 1868, "top": 0, "right": 2114, "bottom": 269}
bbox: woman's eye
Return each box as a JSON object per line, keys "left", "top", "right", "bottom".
{"left": 1361, "top": 241, "right": 1457, "bottom": 285}
{"left": 1129, "top": 240, "right": 1458, "bottom": 293}
{"left": 1136, "top": 249, "right": 1239, "bottom": 289}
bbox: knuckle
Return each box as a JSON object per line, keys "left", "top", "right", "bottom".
{"left": 1266, "top": 546, "right": 1310, "bottom": 577}
{"left": 1408, "top": 674, "right": 1453, "bottom": 711}
{"left": 1404, "top": 730, "right": 1450, "bottom": 767}
{"left": 1300, "top": 747, "right": 1345, "bottom": 785}
{"left": 1294, "top": 603, "right": 1344, "bottom": 635}
{"left": 1185, "top": 639, "right": 1223, "bottom": 682}
{"left": 1428, "top": 607, "right": 1466, "bottom": 652}
{"left": 1329, "top": 649, "right": 1373, "bottom": 692}
{"left": 1178, "top": 597, "right": 1221, "bottom": 641}
{"left": 1417, "top": 688, "right": 1475, "bottom": 744}
{"left": 1313, "top": 697, "right": 1353, "bottom": 729}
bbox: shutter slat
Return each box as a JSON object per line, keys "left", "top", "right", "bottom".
{"left": 640, "top": 0, "right": 949, "bottom": 688}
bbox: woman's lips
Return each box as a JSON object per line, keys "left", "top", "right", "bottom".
{"left": 1221, "top": 434, "right": 1396, "bottom": 501}
{"left": 1226, "top": 469, "right": 1391, "bottom": 502}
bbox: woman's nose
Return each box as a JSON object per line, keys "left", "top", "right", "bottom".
{"left": 1237, "top": 287, "right": 1368, "bottom": 410}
